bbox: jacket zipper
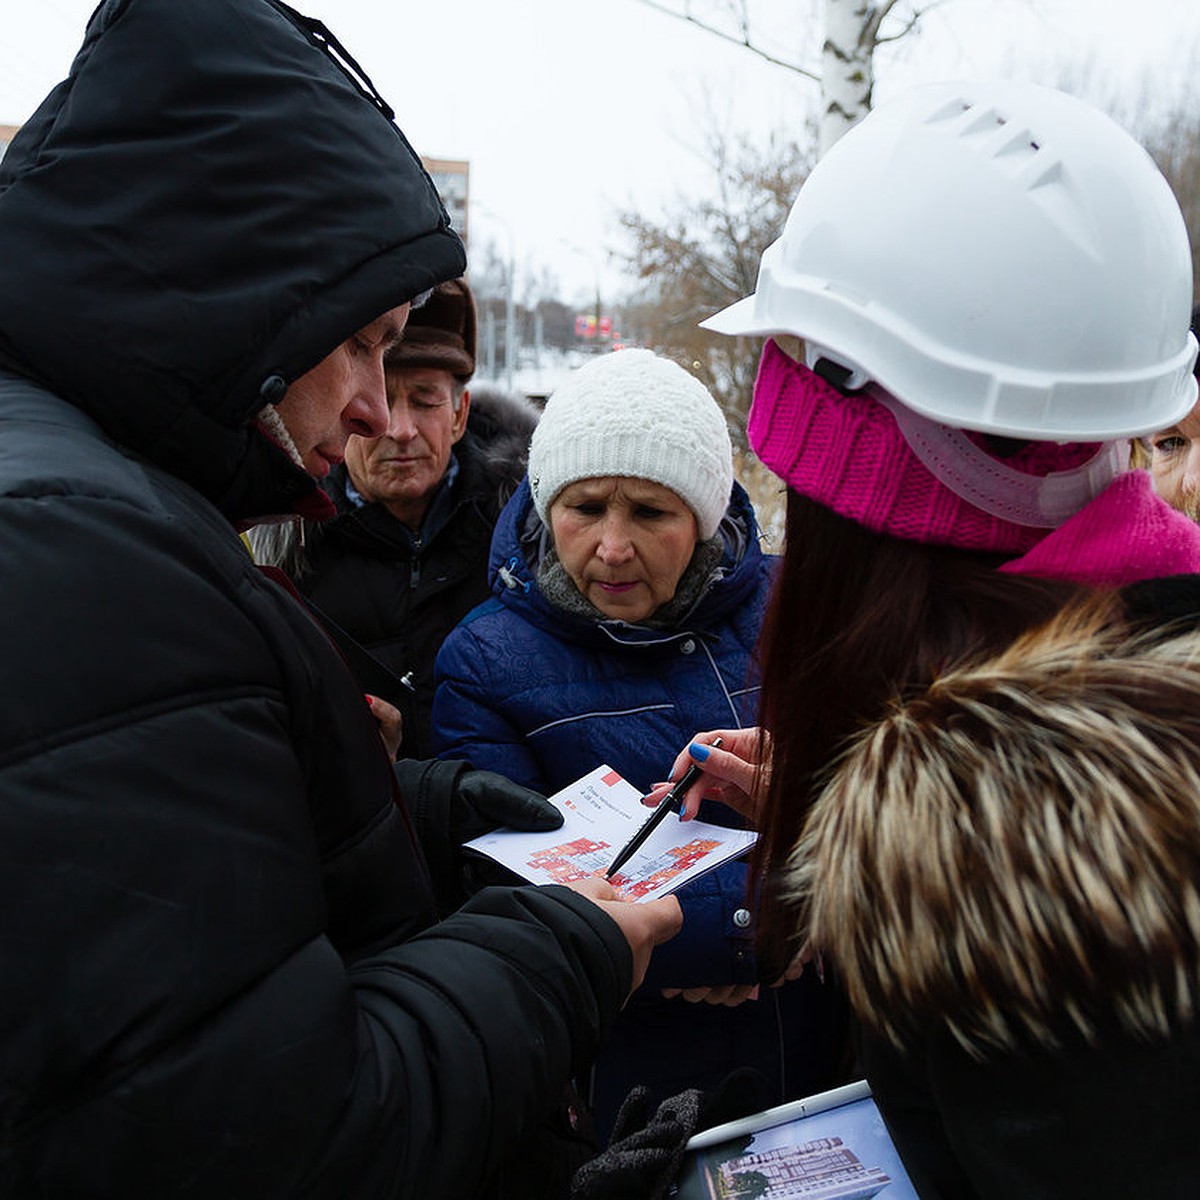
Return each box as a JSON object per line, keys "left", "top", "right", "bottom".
{"left": 409, "top": 536, "right": 422, "bottom": 589}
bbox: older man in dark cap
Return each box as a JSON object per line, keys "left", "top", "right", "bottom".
{"left": 254, "top": 275, "right": 540, "bottom": 760}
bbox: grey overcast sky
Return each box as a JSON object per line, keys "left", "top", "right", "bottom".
{"left": 3, "top": 0, "right": 1199, "bottom": 303}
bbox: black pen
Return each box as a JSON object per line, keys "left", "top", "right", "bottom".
{"left": 604, "top": 738, "right": 722, "bottom": 880}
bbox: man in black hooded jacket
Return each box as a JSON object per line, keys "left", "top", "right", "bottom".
{"left": 0, "top": 2, "right": 679, "bottom": 1196}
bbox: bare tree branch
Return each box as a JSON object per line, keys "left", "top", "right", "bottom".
{"left": 632, "top": 0, "right": 821, "bottom": 83}
{"left": 875, "top": 0, "right": 947, "bottom": 46}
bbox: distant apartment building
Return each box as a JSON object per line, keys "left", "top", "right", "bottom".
{"left": 421, "top": 156, "right": 469, "bottom": 247}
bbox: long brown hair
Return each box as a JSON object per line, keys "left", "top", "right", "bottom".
{"left": 751, "top": 492, "right": 1087, "bottom": 981}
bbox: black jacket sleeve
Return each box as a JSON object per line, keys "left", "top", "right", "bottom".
{"left": 0, "top": 454, "right": 632, "bottom": 1200}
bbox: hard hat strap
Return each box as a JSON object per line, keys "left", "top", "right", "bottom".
{"left": 873, "top": 388, "right": 1126, "bottom": 528}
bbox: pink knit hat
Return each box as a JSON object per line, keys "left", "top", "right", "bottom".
{"left": 749, "top": 339, "right": 1121, "bottom": 555}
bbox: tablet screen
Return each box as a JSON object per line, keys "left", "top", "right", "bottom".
{"left": 673, "top": 1080, "right": 918, "bottom": 1199}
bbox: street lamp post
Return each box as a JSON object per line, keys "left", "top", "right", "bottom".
{"left": 504, "top": 255, "right": 516, "bottom": 394}
{"left": 483, "top": 306, "right": 497, "bottom": 380}
{"left": 474, "top": 202, "right": 517, "bottom": 393}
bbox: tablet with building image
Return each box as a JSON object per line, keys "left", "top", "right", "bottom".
{"left": 673, "top": 1080, "right": 917, "bottom": 1200}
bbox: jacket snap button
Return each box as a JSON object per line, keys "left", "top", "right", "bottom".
{"left": 680, "top": 639, "right": 696, "bottom": 654}
{"left": 733, "top": 908, "right": 752, "bottom": 929}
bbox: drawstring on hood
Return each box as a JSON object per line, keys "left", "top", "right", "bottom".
{"left": 273, "top": 1, "right": 398, "bottom": 120}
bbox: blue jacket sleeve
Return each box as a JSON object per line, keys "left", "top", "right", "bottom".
{"left": 431, "top": 621, "right": 547, "bottom": 793}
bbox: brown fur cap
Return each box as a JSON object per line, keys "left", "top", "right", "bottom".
{"left": 386, "top": 277, "right": 476, "bottom": 381}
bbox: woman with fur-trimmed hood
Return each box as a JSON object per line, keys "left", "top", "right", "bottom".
{"left": 793, "top": 594, "right": 1200, "bottom": 1197}
{"left": 631, "top": 80, "right": 1200, "bottom": 1197}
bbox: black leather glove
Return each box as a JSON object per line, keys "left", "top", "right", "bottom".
{"left": 394, "top": 758, "right": 563, "bottom": 915}
{"left": 451, "top": 766, "right": 564, "bottom": 841}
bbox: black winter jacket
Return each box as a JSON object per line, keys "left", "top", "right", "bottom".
{"left": 0, "top": 2, "right": 629, "bottom": 1196}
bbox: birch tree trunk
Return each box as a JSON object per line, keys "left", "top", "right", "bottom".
{"left": 633, "top": 0, "right": 921, "bottom": 155}
{"left": 821, "top": 0, "right": 897, "bottom": 154}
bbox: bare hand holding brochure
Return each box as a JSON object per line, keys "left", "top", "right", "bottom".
{"left": 464, "top": 764, "right": 758, "bottom": 901}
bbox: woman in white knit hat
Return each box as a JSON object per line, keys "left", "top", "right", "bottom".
{"left": 431, "top": 347, "right": 847, "bottom": 1145}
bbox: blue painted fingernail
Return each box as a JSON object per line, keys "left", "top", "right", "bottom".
{"left": 689, "top": 741, "right": 710, "bottom": 762}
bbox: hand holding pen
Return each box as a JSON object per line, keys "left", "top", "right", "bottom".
{"left": 658, "top": 728, "right": 766, "bottom": 825}
{"left": 604, "top": 738, "right": 723, "bottom": 880}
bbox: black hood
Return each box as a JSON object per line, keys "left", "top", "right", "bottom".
{"left": 0, "top": 0, "right": 465, "bottom": 521}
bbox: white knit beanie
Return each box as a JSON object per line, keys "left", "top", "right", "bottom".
{"left": 528, "top": 349, "right": 734, "bottom": 539}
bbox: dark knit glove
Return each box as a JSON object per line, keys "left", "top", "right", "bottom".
{"left": 570, "top": 1087, "right": 703, "bottom": 1200}
{"left": 570, "top": 1070, "right": 769, "bottom": 1200}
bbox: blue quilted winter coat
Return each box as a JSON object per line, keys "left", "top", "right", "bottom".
{"left": 433, "top": 477, "right": 846, "bottom": 1135}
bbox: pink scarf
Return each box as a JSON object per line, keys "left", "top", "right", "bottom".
{"left": 1001, "top": 470, "right": 1200, "bottom": 587}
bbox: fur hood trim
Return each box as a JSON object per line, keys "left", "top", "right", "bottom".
{"left": 789, "top": 604, "right": 1200, "bottom": 1057}
{"left": 461, "top": 383, "right": 540, "bottom": 508}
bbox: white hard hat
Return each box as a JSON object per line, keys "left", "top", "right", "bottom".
{"left": 703, "top": 80, "right": 1198, "bottom": 440}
